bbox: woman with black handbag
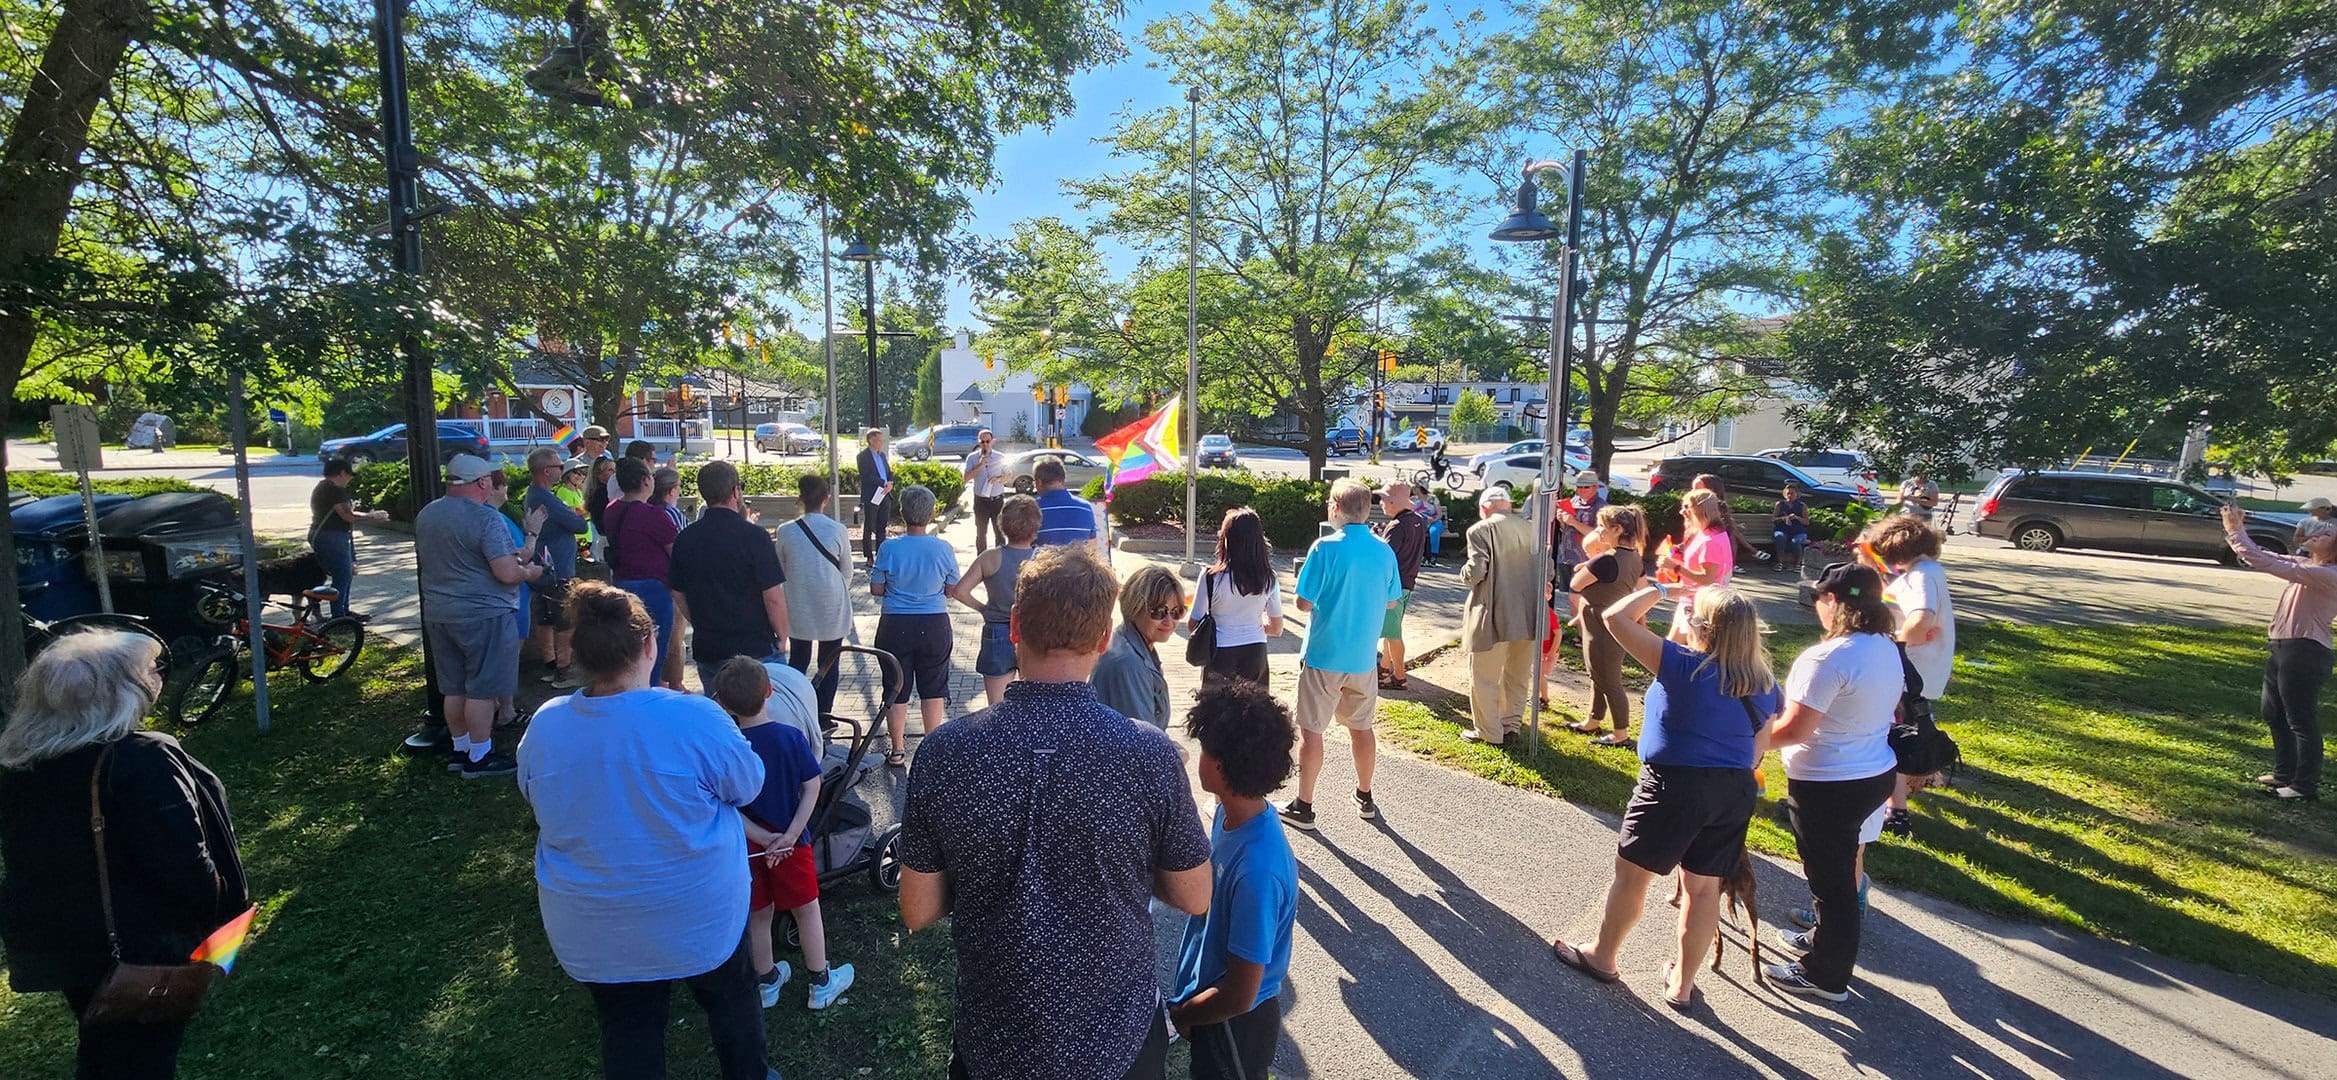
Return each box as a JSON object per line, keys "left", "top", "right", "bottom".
{"left": 1188, "top": 508, "right": 1284, "bottom": 687}
{"left": 0, "top": 630, "right": 249, "bottom": 1078}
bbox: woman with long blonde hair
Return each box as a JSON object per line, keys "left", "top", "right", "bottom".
{"left": 1549, "top": 583, "right": 1779, "bottom": 1009}
{"left": 1661, "top": 489, "right": 1735, "bottom": 643}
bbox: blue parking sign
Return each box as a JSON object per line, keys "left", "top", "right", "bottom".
{"left": 267, "top": 408, "right": 288, "bottom": 423}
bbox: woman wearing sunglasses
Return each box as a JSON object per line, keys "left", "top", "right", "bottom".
{"left": 1092, "top": 565, "right": 1186, "bottom": 731}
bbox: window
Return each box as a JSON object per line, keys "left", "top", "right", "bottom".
{"left": 1711, "top": 418, "right": 1734, "bottom": 449}
{"left": 2071, "top": 479, "right": 2150, "bottom": 509}
{"left": 2010, "top": 476, "right": 2068, "bottom": 502}
{"left": 2150, "top": 485, "right": 2214, "bottom": 515}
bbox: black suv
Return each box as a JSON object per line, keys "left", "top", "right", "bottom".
{"left": 1326, "top": 427, "right": 1365, "bottom": 456}
{"left": 1649, "top": 454, "right": 1882, "bottom": 511}
{"left": 1973, "top": 470, "right": 2295, "bottom": 563}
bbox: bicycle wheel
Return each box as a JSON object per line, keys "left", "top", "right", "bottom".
{"left": 169, "top": 648, "right": 241, "bottom": 725}
{"left": 297, "top": 616, "right": 367, "bottom": 683}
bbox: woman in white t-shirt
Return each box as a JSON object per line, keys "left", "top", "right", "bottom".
{"left": 1756, "top": 561, "right": 1902, "bottom": 1002}
{"left": 1867, "top": 515, "right": 1955, "bottom": 837}
{"left": 1188, "top": 508, "right": 1284, "bottom": 686}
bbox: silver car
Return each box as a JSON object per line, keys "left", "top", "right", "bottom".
{"left": 754, "top": 422, "right": 825, "bottom": 454}
{"left": 1004, "top": 449, "right": 1110, "bottom": 493}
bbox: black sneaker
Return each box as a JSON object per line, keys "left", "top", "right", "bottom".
{"left": 446, "top": 749, "right": 468, "bottom": 774}
{"left": 1761, "top": 961, "right": 1849, "bottom": 1003}
{"left": 1881, "top": 808, "right": 1914, "bottom": 838}
{"left": 1356, "top": 788, "right": 1379, "bottom": 821}
{"left": 1278, "top": 799, "right": 1317, "bottom": 831}
{"left": 462, "top": 751, "right": 518, "bottom": 779}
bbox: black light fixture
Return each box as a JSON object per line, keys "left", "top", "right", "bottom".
{"left": 1489, "top": 173, "right": 1562, "bottom": 242}
{"left": 526, "top": 0, "right": 633, "bottom": 108}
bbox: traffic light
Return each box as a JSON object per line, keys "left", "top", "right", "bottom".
{"left": 984, "top": 351, "right": 995, "bottom": 371}
{"left": 1374, "top": 391, "right": 1386, "bottom": 410}
{"left": 1055, "top": 385, "right": 1069, "bottom": 406}
{"left": 1379, "top": 348, "right": 1398, "bottom": 372}
{"left": 1032, "top": 385, "right": 1045, "bottom": 402}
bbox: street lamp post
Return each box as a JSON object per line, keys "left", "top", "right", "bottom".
{"left": 1183, "top": 85, "right": 1202, "bottom": 571}
{"left": 1489, "top": 150, "right": 1588, "bottom": 759}
{"left": 841, "top": 241, "right": 881, "bottom": 434}
{"left": 821, "top": 204, "right": 839, "bottom": 487}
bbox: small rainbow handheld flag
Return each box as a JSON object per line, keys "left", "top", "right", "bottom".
{"left": 190, "top": 905, "right": 256, "bottom": 974}
{"left": 547, "top": 423, "right": 578, "bottom": 450}
{"left": 1653, "top": 536, "right": 1680, "bottom": 584}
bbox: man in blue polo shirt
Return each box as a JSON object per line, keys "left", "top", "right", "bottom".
{"left": 1280, "top": 478, "right": 1402, "bottom": 831}
{"left": 1031, "top": 456, "right": 1101, "bottom": 553}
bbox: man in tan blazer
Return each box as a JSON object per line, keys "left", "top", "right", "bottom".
{"left": 1462, "top": 486, "right": 1542, "bottom": 743}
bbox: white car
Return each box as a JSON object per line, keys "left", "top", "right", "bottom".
{"left": 1388, "top": 427, "right": 1445, "bottom": 452}
{"left": 1470, "top": 439, "right": 1547, "bottom": 473}
{"left": 1757, "top": 447, "right": 1877, "bottom": 496}
{"left": 1481, "top": 451, "right": 1636, "bottom": 498}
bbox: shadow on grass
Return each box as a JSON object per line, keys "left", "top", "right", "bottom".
{"left": 1382, "top": 619, "right": 2337, "bottom": 1000}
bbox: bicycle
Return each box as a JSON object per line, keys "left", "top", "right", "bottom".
{"left": 169, "top": 578, "right": 367, "bottom": 725}
{"left": 1412, "top": 456, "right": 1476, "bottom": 495}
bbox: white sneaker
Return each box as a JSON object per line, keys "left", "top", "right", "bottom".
{"left": 757, "top": 961, "right": 791, "bottom": 1009}
{"left": 1762, "top": 961, "right": 1849, "bottom": 1003}
{"left": 806, "top": 963, "right": 854, "bottom": 1010}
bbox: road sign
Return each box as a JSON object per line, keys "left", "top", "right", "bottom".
{"left": 48, "top": 404, "right": 102, "bottom": 473}
{"left": 268, "top": 407, "right": 289, "bottom": 423}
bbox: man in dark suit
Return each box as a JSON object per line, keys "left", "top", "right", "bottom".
{"left": 857, "top": 427, "right": 895, "bottom": 561}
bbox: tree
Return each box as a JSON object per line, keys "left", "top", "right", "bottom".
{"left": 1474, "top": 0, "right": 1923, "bottom": 479}
{"left": 1781, "top": 0, "right": 2337, "bottom": 477}
{"left": 994, "top": 0, "right": 1474, "bottom": 479}
{"left": 1448, "top": 387, "right": 1498, "bottom": 431}
{"left": 911, "top": 348, "right": 943, "bottom": 427}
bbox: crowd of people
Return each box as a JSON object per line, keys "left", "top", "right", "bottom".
{"left": 4, "top": 420, "right": 2335, "bottom": 1079}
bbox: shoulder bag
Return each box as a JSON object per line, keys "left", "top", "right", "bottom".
{"left": 796, "top": 517, "right": 843, "bottom": 575}
{"left": 1184, "top": 571, "right": 1219, "bottom": 668}
{"left": 1887, "top": 643, "right": 1960, "bottom": 778}
{"left": 78, "top": 743, "right": 220, "bottom": 1027}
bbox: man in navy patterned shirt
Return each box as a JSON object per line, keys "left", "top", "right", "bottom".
{"left": 899, "top": 544, "right": 1213, "bottom": 1080}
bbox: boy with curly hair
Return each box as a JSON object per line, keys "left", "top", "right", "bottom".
{"left": 1171, "top": 681, "right": 1300, "bottom": 1080}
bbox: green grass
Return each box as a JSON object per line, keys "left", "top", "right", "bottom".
{"left": 1382, "top": 620, "right": 2337, "bottom": 997}
{"left": 0, "top": 648, "right": 959, "bottom": 1080}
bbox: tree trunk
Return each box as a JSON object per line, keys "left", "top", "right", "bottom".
{"left": 0, "top": 0, "right": 157, "bottom": 685}
{"left": 1295, "top": 314, "right": 1328, "bottom": 480}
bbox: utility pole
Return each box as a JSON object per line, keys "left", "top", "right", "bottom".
{"left": 376, "top": 0, "right": 444, "bottom": 734}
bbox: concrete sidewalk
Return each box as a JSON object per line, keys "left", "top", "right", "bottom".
{"left": 337, "top": 505, "right": 2336, "bottom": 1078}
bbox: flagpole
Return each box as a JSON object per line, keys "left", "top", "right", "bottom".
{"left": 1181, "top": 85, "right": 1202, "bottom": 576}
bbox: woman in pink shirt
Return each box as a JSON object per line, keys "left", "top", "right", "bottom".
{"left": 1663, "top": 489, "right": 1735, "bottom": 643}
{"left": 2223, "top": 505, "right": 2337, "bottom": 801}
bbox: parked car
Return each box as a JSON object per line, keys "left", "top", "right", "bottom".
{"left": 1972, "top": 470, "right": 2295, "bottom": 564}
{"left": 318, "top": 422, "right": 491, "bottom": 468}
{"left": 1003, "top": 448, "right": 1110, "bottom": 493}
{"left": 903, "top": 423, "right": 986, "bottom": 461}
{"left": 1649, "top": 454, "right": 1883, "bottom": 511}
{"left": 14, "top": 493, "right": 135, "bottom": 620}
{"left": 1197, "top": 434, "right": 1239, "bottom": 468}
{"left": 1470, "top": 439, "right": 1547, "bottom": 473}
{"left": 1757, "top": 447, "right": 1879, "bottom": 496}
{"left": 754, "top": 422, "right": 826, "bottom": 454}
{"left": 1326, "top": 427, "right": 1366, "bottom": 456}
{"left": 1480, "top": 454, "right": 1636, "bottom": 498}
{"left": 1388, "top": 427, "right": 1445, "bottom": 452}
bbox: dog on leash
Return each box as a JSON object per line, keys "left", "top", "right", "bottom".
{"left": 1710, "top": 847, "right": 1761, "bottom": 978}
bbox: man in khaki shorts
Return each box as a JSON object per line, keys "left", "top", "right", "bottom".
{"left": 1279, "top": 479, "right": 1403, "bottom": 831}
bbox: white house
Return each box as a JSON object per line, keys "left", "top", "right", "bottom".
{"left": 939, "top": 333, "right": 1092, "bottom": 442}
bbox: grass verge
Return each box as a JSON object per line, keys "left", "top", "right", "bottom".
{"left": 0, "top": 647, "right": 957, "bottom": 1080}
{"left": 1381, "top": 620, "right": 2337, "bottom": 997}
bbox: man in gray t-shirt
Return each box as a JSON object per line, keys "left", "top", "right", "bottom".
{"left": 416, "top": 454, "right": 543, "bottom": 778}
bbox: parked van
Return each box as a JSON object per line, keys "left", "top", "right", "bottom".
{"left": 1972, "top": 470, "right": 2296, "bottom": 563}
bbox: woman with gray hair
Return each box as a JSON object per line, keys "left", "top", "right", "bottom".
{"left": 1092, "top": 564, "right": 1184, "bottom": 730}
{"left": 871, "top": 484, "right": 960, "bottom": 767}
{"left": 0, "top": 631, "right": 249, "bottom": 1077}
{"left": 2223, "top": 505, "right": 2337, "bottom": 801}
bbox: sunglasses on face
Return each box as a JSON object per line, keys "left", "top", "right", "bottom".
{"left": 1146, "top": 603, "right": 1188, "bottom": 621}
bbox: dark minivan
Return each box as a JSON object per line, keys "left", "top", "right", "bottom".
{"left": 1973, "top": 470, "right": 2294, "bottom": 563}
{"left": 1649, "top": 454, "right": 1883, "bottom": 511}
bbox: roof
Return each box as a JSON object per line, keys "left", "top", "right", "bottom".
{"left": 954, "top": 384, "right": 988, "bottom": 402}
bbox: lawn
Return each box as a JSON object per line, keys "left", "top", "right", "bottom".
{"left": 0, "top": 648, "right": 959, "bottom": 1080}
{"left": 1380, "top": 620, "right": 2337, "bottom": 998}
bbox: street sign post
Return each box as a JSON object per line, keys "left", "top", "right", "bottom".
{"left": 48, "top": 405, "right": 113, "bottom": 613}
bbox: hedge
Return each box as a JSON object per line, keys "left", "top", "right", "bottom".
{"left": 8, "top": 474, "right": 215, "bottom": 501}
{"left": 353, "top": 459, "right": 967, "bottom": 524}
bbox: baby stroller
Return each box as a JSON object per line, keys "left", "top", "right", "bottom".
{"left": 776, "top": 643, "right": 907, "bottom": 948}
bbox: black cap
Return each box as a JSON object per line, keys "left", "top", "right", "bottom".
{"left": 1809, "top": 561, "right": 1883, "bottom": 601}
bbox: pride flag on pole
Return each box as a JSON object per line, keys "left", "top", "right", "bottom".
{"left": 190, "top": 905, "right": 257, "bottom": 974}
{"left": 1094, "top": 397, "right": 1184, "bottom": 500}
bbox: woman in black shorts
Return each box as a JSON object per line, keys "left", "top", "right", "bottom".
{"left": 1551, "top": 582, "right": 1780, "bottom": 1008}
{"left": 870, "top": 485, "right": 960, "bottom": 767}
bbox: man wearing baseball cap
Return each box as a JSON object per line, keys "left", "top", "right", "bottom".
{"left": 571, "top": 425, "right": 614, "bottom": 523}
{"left": 2301, "top": 497, "right": 2336, "bottom": 549}
{"left": 416, "top": 454, "right": 545, "bottom": 778}
{"left": 1556, "top": 471, "right": 1607, "bottom": 583}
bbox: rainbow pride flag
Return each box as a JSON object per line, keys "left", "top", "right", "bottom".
{"left": 1094, "top": 397, "right": 1184, "bottom": 499}
{"left": 547, "top": 423, "right": 577, "bottom": 450}
{"left": 190, "top": 905, "right": 256, "bottom": 974}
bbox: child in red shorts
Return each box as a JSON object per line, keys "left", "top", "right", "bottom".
{"left": 710, "top": 657, "right": 855, "bottom": 1010}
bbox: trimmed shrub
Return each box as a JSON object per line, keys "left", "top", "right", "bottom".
{"left": 350, "top": 462, "right": 526, "bottom": 522}
{"left": 894, "top": 462, "right": 965, "bottom": 509}
{"left": 8, "top": 474, "right": 214, "bottom": 501}
{"left": 1809, "top": 502, "right": 1879, "bottom": 545}
{"left": 1252, "top": 478, "right": 1331, "bottom": 549}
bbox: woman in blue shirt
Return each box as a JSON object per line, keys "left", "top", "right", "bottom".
{"left": 515, "top": 581, "right": 771, "bottom": 1080}
{"left": 1551, "top": 583, "right": 1779, "bottom": 1009}
{"left": 871, "top": 484, "right": 960, "bottom": 767}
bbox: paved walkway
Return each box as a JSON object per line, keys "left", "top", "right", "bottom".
{"left": 335, "top": 508, "right": 2334, "bottom": 1078}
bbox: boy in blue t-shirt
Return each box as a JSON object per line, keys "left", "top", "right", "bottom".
{"left": 709, "top": 658, "right": 855, "bottom": 1011}
{"left": 1171, "top": 681, "right": 1300, "bottom": 1080}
